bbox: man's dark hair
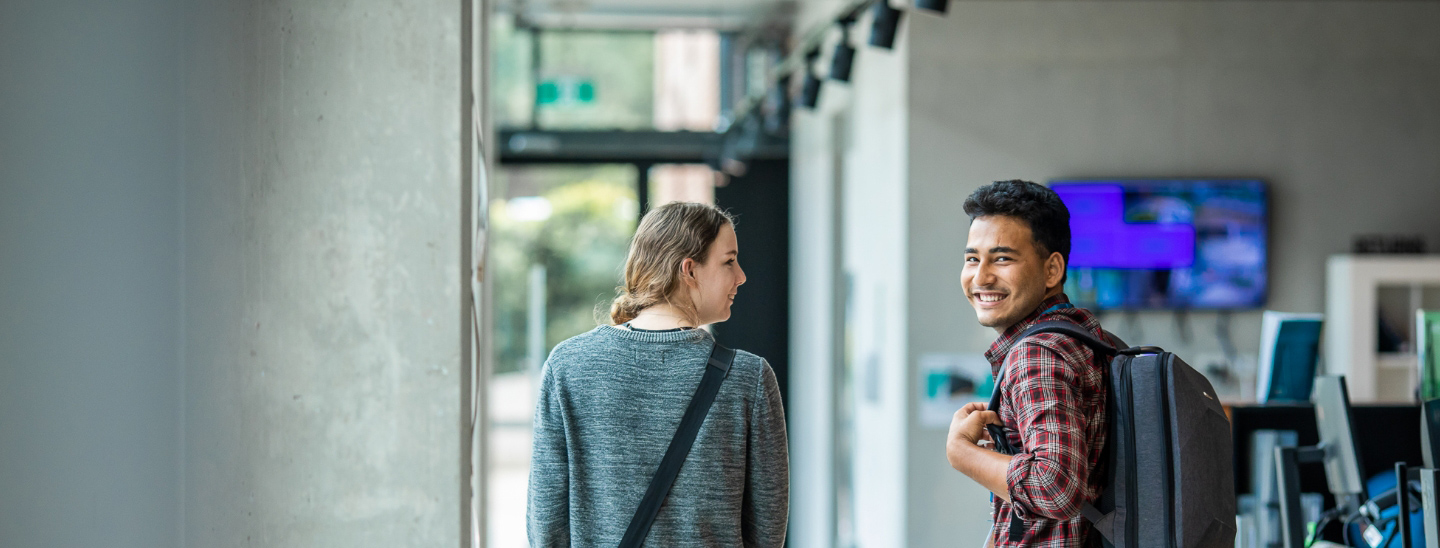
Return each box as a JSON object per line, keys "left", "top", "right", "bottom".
{"left": 963, "top": 180, "right": 1071, "bottom": 280}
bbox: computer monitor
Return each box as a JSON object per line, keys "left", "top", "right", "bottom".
{"left": 1252, "top": 430, "right": 1299, "bottom": 545}
{"left": 1423, "top": 398, "right": 1440, "bottom": 469}
{"left": 1313, "top": 376, "right": 1368, "bottom": 508}
{"left": 1421, "top": 310, "right": 1440, "bottom": 401}
{"left": 1257, "top": 311, "right": 1323, "bottom": 404}
{"left": 1421, "top": 469, "right": 1440, "bottom": 548}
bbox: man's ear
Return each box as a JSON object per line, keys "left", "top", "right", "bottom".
{"left": 1046, "top": 251, "right": 1066, "bottom": 290}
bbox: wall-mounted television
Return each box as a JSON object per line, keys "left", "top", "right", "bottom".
{"left": 1049, "top": 179, "right": 1267, "bottom": 310}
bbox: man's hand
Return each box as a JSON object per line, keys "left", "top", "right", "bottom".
{"left": 947, "top": 402, "right": 999, "bottom": 449}
{"left": 945, "top": 401, "right": 1013, "bottom": 502}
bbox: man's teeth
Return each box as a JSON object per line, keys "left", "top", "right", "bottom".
{"left": 978, "top": 294, "right": 1005, "bottom": 302}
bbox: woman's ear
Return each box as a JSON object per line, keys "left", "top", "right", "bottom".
{"left": 680, "top": 258, "right": 698, "bottom": 288}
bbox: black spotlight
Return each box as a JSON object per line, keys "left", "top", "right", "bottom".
{"left": 914, "top": 0, "right": 948, "bottom": 14}
{"left": 829, "top": 23, "right": 856, "bottom": 82}
{"left": 799, "top": 70, "right": 822, "bottom": 109}
{"left": 798, "top": 48, "right": 822, "bottom": 108}
{"left": 766, "top": 74, "right": 792, "bottom": 132}
{"left": 869, "top": 1, "right": 902, "bottom": 49}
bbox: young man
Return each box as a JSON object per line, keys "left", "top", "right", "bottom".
{"left": 945, "top": 180, "right": 1109, "bottom": 547}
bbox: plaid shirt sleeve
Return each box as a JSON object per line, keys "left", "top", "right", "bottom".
{"left": 1001, "top": 337, "right": 1095, "bottom": 522}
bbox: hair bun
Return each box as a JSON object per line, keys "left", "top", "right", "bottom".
{"left": 607, "top": 202, "right": 734, "bottom": 326}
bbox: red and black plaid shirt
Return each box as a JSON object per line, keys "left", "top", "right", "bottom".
{"left": 985, "top": 294, "right": 1108, "bottom": 548}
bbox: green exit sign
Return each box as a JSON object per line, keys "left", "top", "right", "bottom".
{"left": 537, "top": 78, "right": 596, "bottom": 106}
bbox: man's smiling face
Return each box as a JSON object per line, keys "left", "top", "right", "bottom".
{"left": 962, "top": 215, "right": 1065, "bottom": 332}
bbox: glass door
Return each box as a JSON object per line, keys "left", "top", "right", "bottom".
{"left": 486, "top": 164, "right": 638, "bottom": 547}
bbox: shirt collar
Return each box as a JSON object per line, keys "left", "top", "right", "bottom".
{"left": 983, "top": 293, "right": 1075, "bottom": 367}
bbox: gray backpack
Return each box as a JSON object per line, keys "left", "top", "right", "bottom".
{"left": 986, "top": 321, "right": 1237, "bottom": 548}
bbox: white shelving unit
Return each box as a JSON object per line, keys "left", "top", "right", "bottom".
{"left": 1324, "top": 255, "right": 1440, "bottom": 402}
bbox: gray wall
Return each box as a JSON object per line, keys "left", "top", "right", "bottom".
{"left": 0, "top": 0, "right": 183, "bottom": 546}
{"left": 180, "top": 0, "right": 467, "bottom": 546}
{"left": 906, "top": 2, "right": 1440, "bottom": 546}
{"left": 1, "top": 0, "right": 469, "bottom": 546}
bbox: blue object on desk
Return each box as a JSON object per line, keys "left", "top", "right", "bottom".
{"left": 1344, "top": 470, "right": 1426, "bottom": 547}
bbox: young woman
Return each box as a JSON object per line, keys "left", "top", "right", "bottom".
{"left": 526, "top": 201, "right": 789, "bottom": 547}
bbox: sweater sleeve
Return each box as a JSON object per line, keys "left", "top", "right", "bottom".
{"left": 742, "top": 360, "right": 789, "bottom": 547}
{"left": 527, "top": 362, "right": 570, "bottom": 547}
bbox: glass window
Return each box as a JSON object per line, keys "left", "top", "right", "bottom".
{"left": 490, "top": 15, "right": 536, "bottom": 129}
{"left": 653, "top": 31, "right": 720, "bottom": 131}
{"left": 534, "top": 31, "right": 654, "bottom": 129}
{"left": 649, "top": 163, "right": 717, "bottom": 207}
{"left": 490, "top": 16, "right": 721, "bottom": 131}
{"left": 487, "top": 164, "right": 638, "bottom": 547}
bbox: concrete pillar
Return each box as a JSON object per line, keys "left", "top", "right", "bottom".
{"left": 180, "top": 0, "right": 469, "bottom": 545}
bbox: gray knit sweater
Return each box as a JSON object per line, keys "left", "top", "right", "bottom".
{"left": 526, "top": 325, "right": 789, "bottom": 547}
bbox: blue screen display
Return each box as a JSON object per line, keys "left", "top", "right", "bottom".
{"left": 1050, "top": 179, "right": 1267, "bottom": 309}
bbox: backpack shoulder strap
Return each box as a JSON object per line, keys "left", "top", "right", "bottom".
{"left": 988, "top": 320, "right": 1119, "bottom": 543}
{"left": 987, "top": 320, "right": 1116, "bottom": 419}
{"left": 619, "top": 342, "right": 736, "bottom": 548}
{"left": 1021, "top": 321, "right": 1124, "bottom": 543}
{"left": 1081, "top": 502, "right": 1116, "bottom": 543}
{"left": 1017, "top": 321, "right": 1119, "bottom": 356}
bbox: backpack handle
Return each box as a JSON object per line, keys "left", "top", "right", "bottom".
{"left": 1118, "top": 345, "right": 1165, "bottom": 356}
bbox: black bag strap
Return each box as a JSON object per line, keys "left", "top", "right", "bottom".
{"left": 618, "top": 342, "right": 736, "bottom": 548}
{"left": 1080, "top": 503, "right": 1115, "bottom": 543}
{"left": 985, "top": 321, "right": 1121, "bottom": 542}
{"left": 1018, "top": 321, "right": 1121, "bottom": 357}
{"left": 986, "top": 322, "right": 1118, "bottom": 449}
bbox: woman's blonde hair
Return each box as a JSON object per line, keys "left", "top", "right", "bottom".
{"left": 609, "top": 202, "right": 735, "bottom": 325}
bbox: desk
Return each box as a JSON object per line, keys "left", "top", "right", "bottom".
{"left": 1229, "top": 403, "right": 1423, "bottom": 542}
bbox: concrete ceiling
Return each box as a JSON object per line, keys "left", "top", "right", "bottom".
{"left": 499, "top": 0, "right": 796, "bottom": 31}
